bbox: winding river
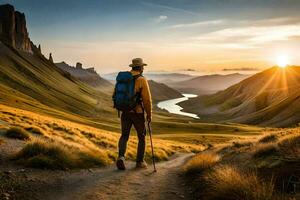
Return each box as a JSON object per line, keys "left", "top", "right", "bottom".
{"left": 157, "top": 94, "right": 199, "bottom": 119}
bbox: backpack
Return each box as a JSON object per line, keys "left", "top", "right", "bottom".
{"left": 113, "top": 71, "right": 141, "bottom": 113}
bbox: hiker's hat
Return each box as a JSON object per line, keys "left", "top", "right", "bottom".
{"left": 129, "top": 58, "right": 147, "bottom": 67}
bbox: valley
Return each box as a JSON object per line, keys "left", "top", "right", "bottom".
{"left": 0, "top": 3, "right": 299, "bottom": 200}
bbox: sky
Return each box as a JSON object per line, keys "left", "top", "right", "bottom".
{"left": 1, "top": 0, "right": 300, "bottom": 74}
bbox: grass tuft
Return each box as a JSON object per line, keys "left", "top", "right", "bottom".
{"left": 203, "top": 165, "right": 281, "bottom": 200}
{"left": 182, "top": 153, "right": 220, "bottom": 175}
{"left": 278, "top": 134, "right": 300, "bottom": 161}
{"left": 13, "top": 140, "right": 108, "bottom": 169}
{"left": 259, "top": 134, "right": 278, "bottom": 143}
{"left": 5, "top": 127, "right": 30, "bottom": 140}
{"left": 25, "top": 126, "right": 44, "bottom": 135}
{"left": 252, "top": 143, "right": 279, "bottom": 158}
{"left": 232, "top": 141, "right": 252, "bottom": 148}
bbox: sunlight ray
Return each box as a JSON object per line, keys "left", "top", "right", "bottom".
{"left": 256, "top": 68, "right": 280, "bottom": 95}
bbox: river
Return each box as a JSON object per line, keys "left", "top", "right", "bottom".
{"left": 157, "top": 94, "right": 199, "bottom": 119}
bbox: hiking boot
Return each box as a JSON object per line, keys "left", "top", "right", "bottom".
{"left": 116, "top": 157, "right": 126, "bottom": 170}
{"left": 136, "top": 161, "right": 148, "bottom": 169}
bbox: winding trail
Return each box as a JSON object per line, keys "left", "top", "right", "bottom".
{"left": 36, "top": 153, "right": 194, "bottom": 200}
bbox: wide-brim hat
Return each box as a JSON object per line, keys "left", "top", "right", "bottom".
{"left": 129, "top": 58, "right": 147, "bottom": 67}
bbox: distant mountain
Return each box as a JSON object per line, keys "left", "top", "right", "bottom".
{"left": 168, "top": 73, "right": 251, "bottom": 95}
{"left": 148, "top": 80, "right": 183, "bottom": 102}
{"left": 145, "top": 73, "right": 194, "bottom": 83}
{"left": 181, "top": 67, "right": 300, "bottom": 127}
{"left": 103, "top": 72, "right": 193, "bottom": 83}
{"left": 55, "top": 61, "right": 112, "bottom": 89}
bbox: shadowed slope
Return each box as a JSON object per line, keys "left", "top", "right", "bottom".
{"left": 148, "top": 80, "right": 183, "bottom": 102}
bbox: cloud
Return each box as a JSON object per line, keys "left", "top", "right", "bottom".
{"left": 251, "top": 17, "right": 300, "bottom": 27}
{"left": 169, "top": 19, "right": 224, "bottom": 29}
{"left": 191, "top": 24, "right": 300, "bottom": 49}
{"left": 167, "top": 17, "right": 300, "bottom": 30}
{"left": 141, "top": 1, "right": 199, "bottom": 16}
{"left": 154, "top": 15, "right": 168, "bottom": 23}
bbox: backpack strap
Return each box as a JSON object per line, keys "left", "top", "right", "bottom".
{"left": 133, "top": 74, "right": 142, "bottom": 101}
{"left": 132, "top": 74, "right": 144, "bottom": 113}
{"left": 133, "top": 74, "right": 142, "bottom": 80}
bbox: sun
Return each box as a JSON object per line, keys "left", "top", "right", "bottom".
{"left": 276, "top": 55, "right": 290, "bottom": 68}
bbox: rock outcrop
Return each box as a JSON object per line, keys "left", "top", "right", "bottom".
{"left": 0, "top": 4, "right": 32, "bottom": 53}
{"left": 86, "top": 67, "right": 96, "bottom": 73}
{"left": 49, "top": 53, "right": 53, "bottom": 62}
{"left": 76, "top": 62, "right": 83, "bottom": 69}
{"left": 38, "top": 44, "right": 41, "bottom": 53}
{"left": 56, "top": 61, "right": 113, "bottom": 88}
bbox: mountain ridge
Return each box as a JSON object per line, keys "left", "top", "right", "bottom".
{"left": 55, "top": 61, "right": 113, "bottom": 89}
{"left": 168, "top": 73, "right": 251, "bottom": 95}
{"left": 181, "top": 66, "right": 300, "bottom": 127}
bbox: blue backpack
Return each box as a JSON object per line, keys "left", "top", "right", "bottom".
{"left": 113, "top": 71, "right": 141, "bottom": 113}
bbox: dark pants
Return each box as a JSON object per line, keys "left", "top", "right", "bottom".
{"left": 118, "top": 112, "right": 146, "bottom": 162}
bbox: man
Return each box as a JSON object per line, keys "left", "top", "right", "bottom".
{"left": 116, "top": 58, "right": 152, "bottom": 170}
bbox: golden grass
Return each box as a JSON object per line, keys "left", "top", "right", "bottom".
{"left": 13, "top": 139, "right": 108, "bottom": 169}
{"left": 0, "top": 104, "right": 204, "bottom": 169}
{"left": 5, "top": 127, "right": 30, "bottom": 140}
{"left": 259, "top": 134, "right": 278, "bottom": 143}
{"left": 278, "top": 134, "right": 300, "bottom": 161}
{"left": 203, "top": 165, "right": 283, "bottom": 200}
{"left": 232, "top": 140, "right": 253, "bottom": 148}
{"left": 24, "top": 126, "right": 44, "bottom": 135}
{"left": 184, "top": 128, "right": 300, "bottom": 200}
{"left": 252, "top": 143, "right": 279, "bottom": 158}
{"left": 182, "top": 153, "right": 220, "bottom": 175}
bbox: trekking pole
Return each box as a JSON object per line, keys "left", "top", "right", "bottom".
{"left": 147, "top": 121, "right": 157, "bottom": 172}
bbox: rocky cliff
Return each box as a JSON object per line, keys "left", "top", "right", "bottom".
{"left": 0, "top": 4, "right": 32, "bottom": 53}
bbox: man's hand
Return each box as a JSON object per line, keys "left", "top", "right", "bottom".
{"left": 147, "top": 115, "right": 152, "bottom": 123}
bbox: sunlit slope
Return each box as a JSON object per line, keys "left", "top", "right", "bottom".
{"left": 0, "top": 104, "right": 204, "bottom": 168}
{"left": 182, "top": 67, "right": 300, "bottom": 127}
{"left": 0, "top": 43, "right": 114, "bottom": 118}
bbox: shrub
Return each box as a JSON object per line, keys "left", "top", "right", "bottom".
{"left": 182, "top": 153, "right": 220, "bottom": 175}
{"left": 232, "top": 141, "right": 252, "bottom": 148}
{"left": 259, "top": 134, "right": 278, "bottom": 143}
{"left": 252, "top": 143, "right": 279, "bottom": 158}
{"left": 13, "top": 140, "right": 108, "bottom": 169}
{"left": 203, "top": 165, "right": 282, "bottom": 200}
{"left": 278, "top": 134, "right": 300, "bottom": 161}
{"left": 25, "top": 126, "right": 44, "bottom": 135}
{"left": 5, "top": 127, "right": 30, "bottom": 140}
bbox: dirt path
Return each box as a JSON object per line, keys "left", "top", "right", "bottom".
{"left": 1, "top": 132, "right": 195, "bottom": 200}
{"left": 32, "top": 153, "right": 194, "bottom": 200}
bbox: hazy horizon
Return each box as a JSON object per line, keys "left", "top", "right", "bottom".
{"left": 2, "top": 0, "right": 300, "bottom": 73}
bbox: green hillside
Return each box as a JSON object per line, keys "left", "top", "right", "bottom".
{"left": 181, "top": 67, "right": 300, "bottom": 127}
{"left": 0, "top": 42, "right": 117, "bottom": 127}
